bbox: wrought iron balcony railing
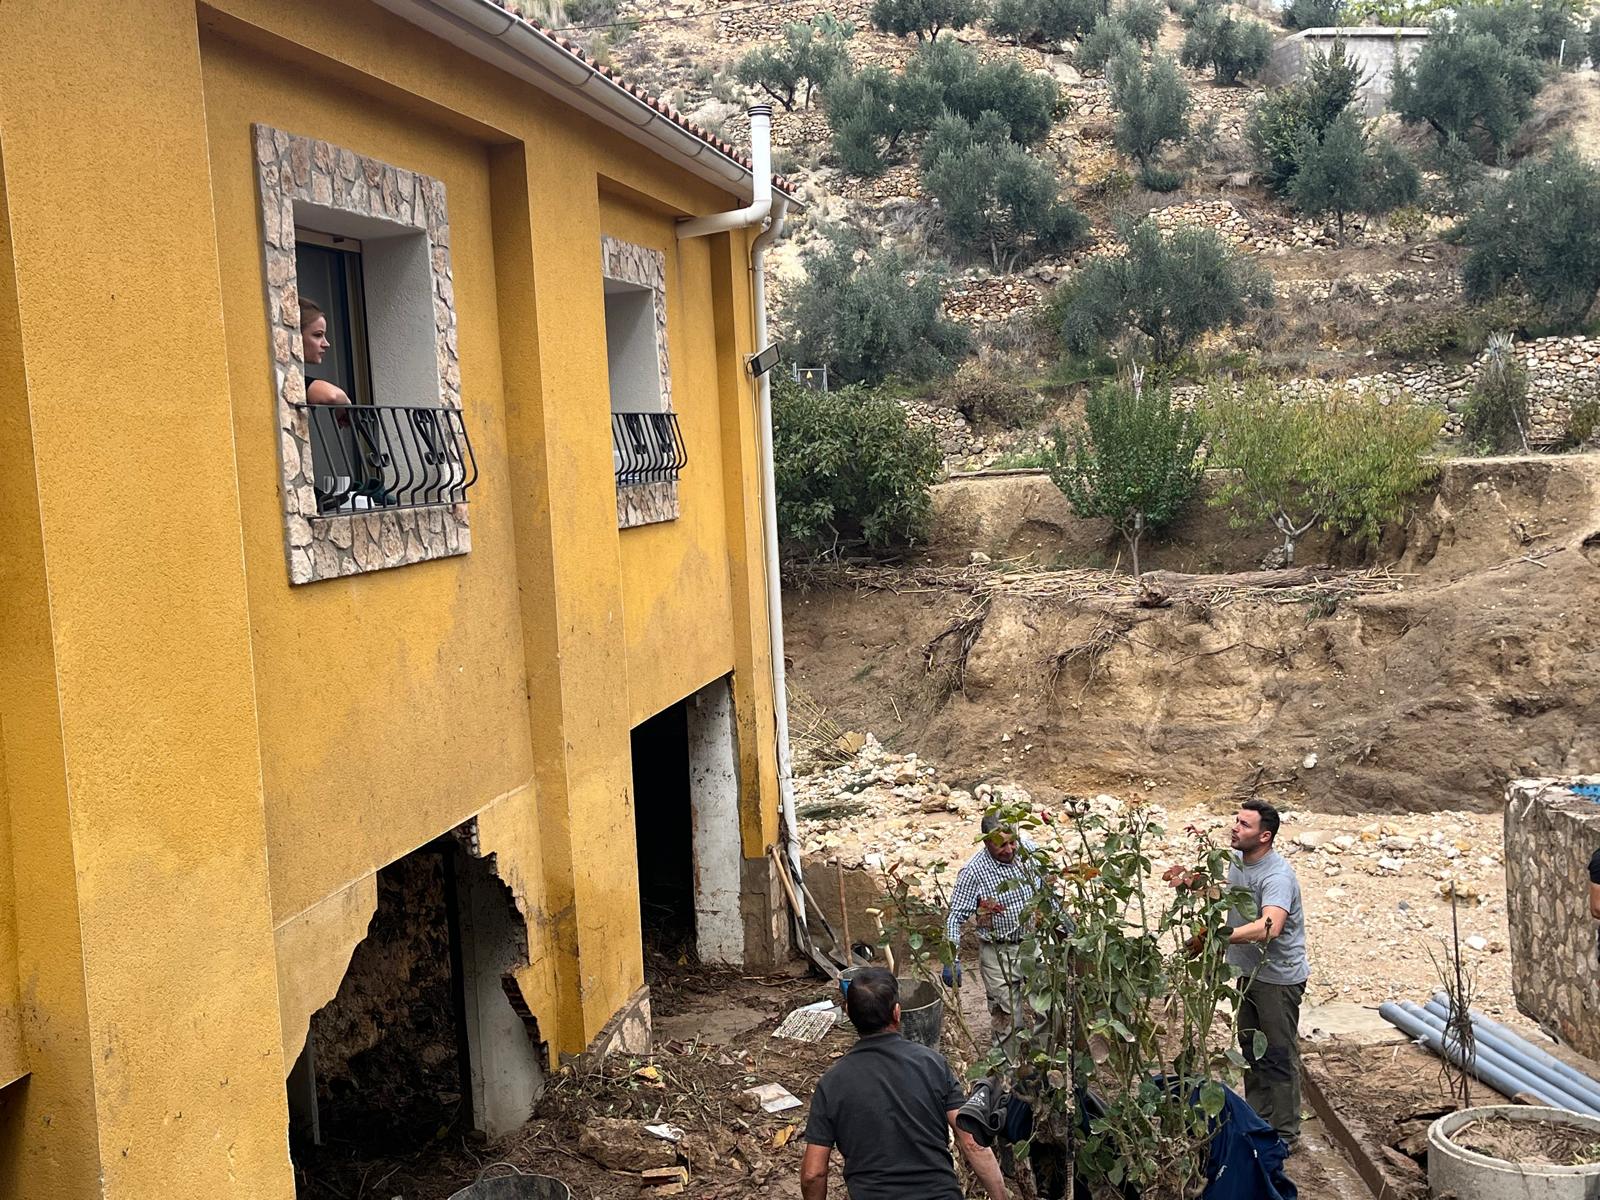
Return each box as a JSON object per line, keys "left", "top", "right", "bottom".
{"left": 612, "top": 411, "right": 687, "bottom": 486}
{"left": 299, "top": 401, "right": 479, "bottom": 516}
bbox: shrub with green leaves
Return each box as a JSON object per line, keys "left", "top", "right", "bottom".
{"left": 824, "top": 38, "right": 1057, "bottom": 172}
{"left": 869, "top": 0, "right": 985, "bottom": 39}
{"left": 987, "top": 0, "right": 1105, "bottom": 43}
{"left": 1288, "top": 111, "right": 1419, "bottom": 241}
{"left": 921, "top": 113, "right": 1089, "bottom": 268}
{"left": 1206, "top": 380, "right": 1440, "bottom": 564}
{"left": 1281, "top": 0, "right": 1345, "bottom": 30}
{"left": 1081, "top": 15, "right": 1137, "bottom": 68}
{"left": 1589, "top": 15, "right": 1600, "bottom": 69}
{"left": 1107, "top": 45, "right": 1191, "bottom": 179}
{"left": 1452, "top": 147, "right": 1600, "bottom": 329}
{"left": 1118, "top": 0, "right": 1168, "bottom": 42}
{"left": 908, "top": 37, "right": 1059, "bottom": 142}
{"left": 785, "top": 235, "right": 972, "bottom": 386}
{"left": 772, "top": 378, "right": 943, "bottom": 551}
{"left": 1247, "top": 41, "right": 1365, "bottom": 192}
{"left": 1179, "top": 8, "right": 1274, "bottom": 83}
{"left": 1046, "top": 378, "right": 1205, "bottom": 574}
{"left": 1462, "top": 332, "right": 1532, "bottom": 453}
{"left": 734, "top": 16, "right": 853, "bottom": 110}
{"left": 1389, "top": 18, "right": 1543, "bottom": 157}
{"left": 1057, "top": 218, "right": 1273, "bottom": 361}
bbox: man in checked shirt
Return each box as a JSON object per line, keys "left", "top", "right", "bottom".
{"left": 946, "top": 814, "right": 1043, "bottom": 1040}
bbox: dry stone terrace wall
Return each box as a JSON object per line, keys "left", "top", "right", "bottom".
{"left": 1172, "top": 336, "right": 1600, "bottom": 445}
{"left": 1503, "top": 777, "right": 1600, "bottom": 1059}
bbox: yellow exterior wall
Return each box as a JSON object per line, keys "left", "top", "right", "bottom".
{"left": 0, "top": 0, "right": 786, "bottom": 1193}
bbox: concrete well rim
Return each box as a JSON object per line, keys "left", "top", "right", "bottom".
{"left": 1429, "top": 1105, "right": 1600, "bottom": 1179}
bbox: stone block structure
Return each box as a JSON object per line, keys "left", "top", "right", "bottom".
{"left": 1504, "top": 777, "right": 1600, "bottom": 1058}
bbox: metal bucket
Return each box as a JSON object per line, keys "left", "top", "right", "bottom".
{"left": 447, "top": 1174, "right": 572, "bottom": 1200}
{"left": 898, "top": 978, "right": 945, "bottom": 1048}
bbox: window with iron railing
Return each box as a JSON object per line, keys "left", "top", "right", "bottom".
{"left": 259, "top": 127, "right": 475, "bottom": 584}
{"left": 612, "top": 411, "right": 687, "bottom": 487}
{"left": 301, "top": 402, "right": 478, "bottom": 515}
{"left": 602, "top": 242, "right": 683, "bottom": 527}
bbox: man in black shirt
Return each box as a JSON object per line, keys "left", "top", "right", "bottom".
{"left": 801, "top": 968, "right": 1008, "bottom": 1200}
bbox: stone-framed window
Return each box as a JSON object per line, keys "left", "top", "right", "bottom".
{"left": 602, "top": 236, "right": 680, "bottom": 529}
{"left": 254, "top": 124, "right": 469, "bottom": 585}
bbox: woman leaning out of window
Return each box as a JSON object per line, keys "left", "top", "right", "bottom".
{"left": 300, "top": 299, "right": 351, "bottom": 405}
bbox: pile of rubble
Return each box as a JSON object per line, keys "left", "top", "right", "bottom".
{"left": 794, "top": 733, "right": 1515, "bottom": 1011}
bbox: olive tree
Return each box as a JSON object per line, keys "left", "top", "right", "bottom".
{"left": 1056, "top": 218, "right": 1274, "bottom": 362}
{"left": 1389, "top": 20, "right": 1543, "bottom": 158}
{"left": 1179, "top": 8, "right": 1274, "bottom": 83}
{"left": 869, "top": 0, "right": 985, "bottom": 40}
{"left": 1288, "top": 110, "right": 1420, "bottom": 242}
{"left": 1107, "top": 45, "right": 1191, "bottom": 182}
{"left": 1206, "top": 380, "right": 1441, "bottom": 565}
{"left": 825, "top": 38, "right": 1057, "bottom": 172}
{"left": 1047, "top": 377, "right": 1205, "bottom": 575}
{"left": 921, "top": 113, "right": 1089, "bottom": 268}
{"left": 735, "top": 16, "right": 853, "bottom": 110}
{"left": 1452, "top": 146, "right": 1600, "bottom": 329}
{"left": 988, "top": 0, "right": 1105, "bottom": 43}
{"left": 785, "top": 235, "right": 972, "bottom": 385}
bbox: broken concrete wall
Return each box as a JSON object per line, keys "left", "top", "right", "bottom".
{"left": 1505, "top": 777, "right": 1600, "bottom": 1057}
{"left": 309, "top": 849, "right": 464, "bottom": 1152}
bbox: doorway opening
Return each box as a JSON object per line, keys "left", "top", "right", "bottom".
{"left": 630, "top": 676, "right": 745, "bottom": 969}
{"left": 632, "top": 700, "right": 695, "bottom": 958}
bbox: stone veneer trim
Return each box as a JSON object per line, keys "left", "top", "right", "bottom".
{"left": 602, "top": 235, "right": 680, "bottom": 529}
{"left": 254, "top": 123, "right": 470, "bottom": 585}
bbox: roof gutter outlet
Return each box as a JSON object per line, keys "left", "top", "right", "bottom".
{"left": 675, "top": 105, "right": 773, "bottom": 240}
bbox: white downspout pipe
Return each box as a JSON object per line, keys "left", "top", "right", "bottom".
{"left": 677, "top": 106, "right": 804, "bottom": 928}
{"left": 677, "top": 105, "right": 773, "bottom": 239}
{"left": 747, "top": 194, "right": 802, "bottom": 928}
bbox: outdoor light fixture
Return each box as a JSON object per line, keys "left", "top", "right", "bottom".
{"left": 747, "top": 344, "right": 781, "bottom": 377}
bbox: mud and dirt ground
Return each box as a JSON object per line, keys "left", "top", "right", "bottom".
{"left": 786, "top": 457, "right": 1600, "bottom": 816}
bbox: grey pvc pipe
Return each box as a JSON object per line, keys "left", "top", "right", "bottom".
{"left": 1395, "top": 1003, "right": 1595, "bottom": 1113}
{"left": 1380, "top": 1003, "right": 1565, "bottom": 1109}
{"left": 1394, "top": 1003, "right": 1600, "bottom": 1116}
{"left": 1420, "top": 999, "right": 1600, "bottom": 1107}
{"left": 1382, "top": 1004, "right": 1593, "bottom": 1120}
{"left": 1426, "top": 994, "right": 1600, "bottom": 1108}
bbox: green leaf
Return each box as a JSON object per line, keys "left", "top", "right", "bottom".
{"left": 1252, "top": 1030, "right": 1268, "bottom": 1060}
{"left": 1199, "top": 1080, "right": 1226, "bottom": 1119}
{"left": 908, "top": 932, "right": 923, "bottom": 951}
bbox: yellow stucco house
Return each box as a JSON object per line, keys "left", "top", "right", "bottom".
{"left": 0, "top": 1, "right": 805, "bottom": 1194}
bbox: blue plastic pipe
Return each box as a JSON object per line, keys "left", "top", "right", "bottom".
{"left": 1425, "top": 994, "right": 1600, "bottom": 1109}
{"left": 1379, "top": 1003, "right": 1600, "bottom": 1114}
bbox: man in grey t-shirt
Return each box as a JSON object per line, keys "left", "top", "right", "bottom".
{"left": 1225, "top": 800, "right": 1310, "bottom": 1146}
